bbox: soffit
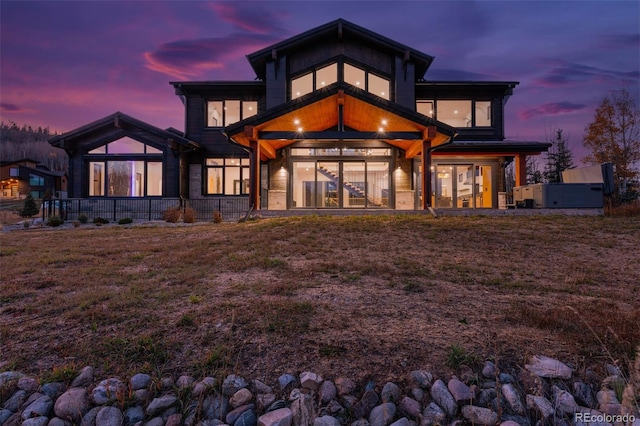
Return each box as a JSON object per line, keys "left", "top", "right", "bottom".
{"left": 228, "top": 92, "right": 452, "bottom": 160}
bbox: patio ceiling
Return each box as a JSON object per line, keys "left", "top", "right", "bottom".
{"left": 226, "top": 89, "right": 453, "bottom": 161}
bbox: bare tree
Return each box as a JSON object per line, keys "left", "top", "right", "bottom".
{"left": 583, "top": 88, "right": 640, "bottom": 200}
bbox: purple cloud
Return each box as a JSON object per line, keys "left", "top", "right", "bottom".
{"left": 144, "top": 33, "right": 280, "bottom": 79}
{"left": 535, "top": 62, "right": 639, "bottom": 87}
{"left": 596, "top": 33, "right": 640, "bottom": 49}
{"left": 426, "top": 68, "right": 496, "bottom": 81}
{"left": 209, "top": 2, "right": 289, "bottom": 35}
{"left": 519, "top": 102, "right": 587, "bottom": 120}
{"left": 1, "top": 102, "right": 21, "bottom": 112}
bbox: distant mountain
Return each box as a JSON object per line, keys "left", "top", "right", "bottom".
{"left": 0, "top": 122, "right": 67, "bottom": 171}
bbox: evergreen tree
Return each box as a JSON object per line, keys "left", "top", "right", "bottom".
{"left": 544, "top": 129, "right": 575, "bottom": 183}
{"left": 20, "top": 194, "right": 40, "bottom": 217}
{"left": 526, "top": 156, "right": 543, "bottom": 184}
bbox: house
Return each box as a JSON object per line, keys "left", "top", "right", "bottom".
{"left": 0, "top": 159, "right": 67, "bottom": 199}
{"left": 49, "top": 19, "right": 550, "bottom": 212}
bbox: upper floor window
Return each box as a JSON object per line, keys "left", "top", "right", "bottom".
{"left": 207, "top": 100, "right": 257, "bottom": 127}
{"left": 291, "top": 63, "right": 338, "bottom": 99}
{"left": 416, "top": 100, "right": 492, "bottom": 128}
{"left": 290, "top": 61, "right": 389, "bottom": 100}
{"left": 344, "top": 63, "right": 389, "bottom": 100}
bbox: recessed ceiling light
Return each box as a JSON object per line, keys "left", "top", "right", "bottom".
{"left": 297, "top": 127, "right": 303, "bottom": 132}
{"left": 294, "top": 119, "right": 300, "bottom": 125}
{"left": 454, "top": 110, "right": 458, "bottom": 114}
{"left": 378, "top": 127, "right": 384, "bottom": 132}
{"left": 381, "top": 119, "right": 388, "bottom": 125}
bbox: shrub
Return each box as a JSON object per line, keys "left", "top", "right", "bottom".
{"left": 20, "top": 194, "right": 40, "bottom": 218}
{"left": 47, "top": 216, "right": 64, "bottom": 227}
{"left": 183, "top": 207, "right": 196, "bottom": 223}
{"left": 23, "top": 220, "right": 30, "bottom": 229}
{"left": 78, "top": 214, "right": 88, "bottom": 224}
{"left": 213, "top": 210, "right": 223, "bottom": 223}
{"left": 163, "top": 207, "right": 181, "bottom": 223}
{"left": 118, "top": 218, "right": 133, "bottom": 225}
{"left": 72, "top": 221, "right": 80, "bottom": 228}
{"left": 93, "top": 217, "right": 109, "bottom": 225}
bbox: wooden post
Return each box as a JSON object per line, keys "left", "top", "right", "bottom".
{"left": 515, "top": 153, "right": 527, "bottom": 187}
{"left": 246, "top": 126, "right": 260, "bottom": 210}
{"left": 421, "top": 126, "right": 436, "bottom": 210}
{"left": 421, "top": 140, "right": 432, "bottom": 209}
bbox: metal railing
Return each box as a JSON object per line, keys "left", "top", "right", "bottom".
{"left": 42, "top": 197, "right": 250, "bottom": 223}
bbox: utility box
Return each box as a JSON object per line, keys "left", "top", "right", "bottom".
{"left": 513, "top": 183, "right": 604, "bottom": 208}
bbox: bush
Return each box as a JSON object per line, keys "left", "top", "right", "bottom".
{"left": 78, "top": 214, "right": 88, "bottom": 224}
{"left": 213, "top": 210, "right": 223, "bottom": 223}
{"left": 20, "top": 194, "right": 40, "bottom": 218}
{"left": 93, "top": 217, "right": 109, "bottom": 225}
{"left": 183, "top": 208, "right": 196, "bottom": 223}
{"left": 47, "top": 216, "right": 64, "bottom": 227}
{"left": 118, "top": 217, "right": 133, "bottom": 225}
{"left": 163, "top": 207, "right": 181, "bottom": 223}
{"left": 23, "top": 220, "right": 30, "bottom": 229}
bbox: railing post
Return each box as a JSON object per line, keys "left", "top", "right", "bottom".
{"left": 113, "top": 199, "right": 117, "bottom": 222}
{"left": 149, "top": 198, "right": 152, "bottom": 221}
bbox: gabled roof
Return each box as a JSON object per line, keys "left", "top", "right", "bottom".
{"left": 225, "top": 82, "right": 456, "bottom": 160}
{"left": 247, "top": 19, "right": 435, "bottom": 80}
{"left": 48, "top": 112, "right": 202, "bottom": 150}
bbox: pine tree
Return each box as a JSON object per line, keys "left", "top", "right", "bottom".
{"left": 544, "top": 129, "right": 575, "bottom": 183}
{"left": 20, "top": 194, "right": 40, "bottom": 217}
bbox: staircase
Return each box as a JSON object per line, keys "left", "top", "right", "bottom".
{"left": 317, "top": 165, "right": 383, "bottom": 206}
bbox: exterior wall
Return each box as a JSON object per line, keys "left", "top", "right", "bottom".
{"left": 189, "top": 164, "right": 202, "bottom": 199}
{"left": 394, "top": 56, "right": 415, "bottom": 109}
{"left": 288, "top": 39, "right": 392, "bottom": 77}
{"left": 266, "top": 56, "right": 287, "bottom": 108}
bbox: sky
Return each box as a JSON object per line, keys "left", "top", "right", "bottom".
{"left": 1, "top": 0, "right": 639, "bottom": 163}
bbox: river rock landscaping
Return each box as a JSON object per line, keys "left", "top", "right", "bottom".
{"left": 1, "top": 355, "right": 638, "bottom": 426}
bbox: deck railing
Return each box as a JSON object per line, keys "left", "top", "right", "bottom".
{"left": 42, "top": 197, "right": 250, "bottom": 223}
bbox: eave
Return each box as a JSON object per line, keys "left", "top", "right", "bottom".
{"left": 225, "top": 83, "right": 456, "bottom": 161}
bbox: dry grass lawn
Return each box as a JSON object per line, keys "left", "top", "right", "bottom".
{"left": 1, "top": 214, "right": 639, "bottom": 384}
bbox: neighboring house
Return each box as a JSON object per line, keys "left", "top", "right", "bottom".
{"left": 0, "top": 159, "right": 67, "bottom": 199}
{"left": 49, "top": 19, "right": 550, "bottom": 211}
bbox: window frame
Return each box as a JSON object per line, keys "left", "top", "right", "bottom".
{"left": 288, "top": 58, "right": 392, "bottom": 101}
{"left": 85, "top": 138, "right": 164, "bottom": 197}
{"left": 206, "top": 100, "right": 258, "bottom": 128}
{"left": 205, "top": 158, "right": 251, "bottom": 195}
{"left": 416, "top": 99, "right": 493, "bottom": 128}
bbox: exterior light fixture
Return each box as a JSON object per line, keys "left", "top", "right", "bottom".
{"left": 297, "top": 127, "right": 303, "bottom": 133}
{"left": 381, "top": 119, "right": 388, "bottom": 125}
{"left": 294, "top": 119, "right": 300, "bottom": 125}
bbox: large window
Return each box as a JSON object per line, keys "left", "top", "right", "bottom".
{"left": 207, "top": 100, "right": 257, "bottom": 127}
{"left": 416, "top": 100, "right": 492, "bottom": 127}
{"left": 86, "top": 137, "right": 163, "bottom": 197}
{"left": 206, "top": 158, "right": 250, "bottom": 195}
{"left": 344, "top": 63, "right": 389, "bottom": 100}
{"left": 29, "top": 174, "right": 44, "bottom": 186}
{"left": 292, "top": 159, "right": 389, "bottom": 208}
{"left": 290, "top": 61, "right": 389, "bottom": 100}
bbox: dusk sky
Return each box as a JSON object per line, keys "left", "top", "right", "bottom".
{"left": 1, "top": 1, "right": 638, "bottom": 163}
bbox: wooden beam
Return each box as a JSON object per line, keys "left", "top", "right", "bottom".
{"left": 405, "top": 141, "right": 423, "bottom": 159}
{"left": 515, "top": 153, "right": 527, "bottom": 187}
{"left": 249, "top": 140, "right": 261, "bottom": 210}
{"left": 259, "top": 141, "right": 277, "bottom": 159}
{"left": 259, "top": 131, "right": 423, "bottom": 140}
{"left": 421, "top": 140, "right": 432, "bottom": 209}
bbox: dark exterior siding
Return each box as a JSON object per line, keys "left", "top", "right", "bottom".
{"left": 394, "top": 56, "right": 415, "bottom": 109}
{"left": 266, "top": 56, "right": 287, "bottom": 108}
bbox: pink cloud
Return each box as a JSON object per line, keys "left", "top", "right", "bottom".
{"left": 519, "top": 102, "right": 586, "bottom": 120}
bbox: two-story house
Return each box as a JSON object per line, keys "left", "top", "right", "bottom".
{"left": 50, "top": 19, "right": 549, "bottom": 212}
